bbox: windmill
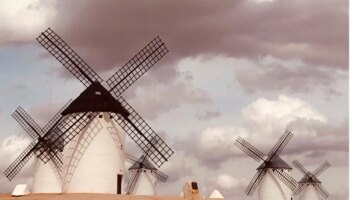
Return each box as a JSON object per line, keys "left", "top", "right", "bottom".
{"left": 4, "top": 101, "right": 72, "bottom": 193}
{"left": 292, "top": 160, "right": 331, "bottom": 200}
{"left": 234, "top": 130, "right": 297, "bottom": 200}
{"left": 125, "top": 153, "right": 168, "bottom": 195}
{"left": 33, "top": 27, "right": 173, "bottom": 193}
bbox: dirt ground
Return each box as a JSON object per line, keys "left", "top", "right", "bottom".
{"left": 0, "top": 193, "right": 222, "bottom": 200}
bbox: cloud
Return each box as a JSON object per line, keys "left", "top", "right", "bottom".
{"left": 241, "top": 95, "right": 327, "bottom": 134}
{"left": 160, "top": 152, "right": 194, "bottom": 183}
{"left": 196, "top": 110, "right": 221, "bottom": 121}
{"left": 0, "top": 134, "right": 34, "bottom": 192}
{"left": 234, "top": 56, "right": 347, "bottom": 94}
{"left": 0, "top": 0, "right": 56, "bottom": 45}
{"left": 26, "top": 102, "right": 68, "bottom": 128}
{"left": 178, "top": 95, "right": 347, "bottom": 167}
{"left": 174, "top": 126, "right": 247, "bottom": 168}
{"left": 216, "top": 174, "right": 243, "bottom": 190}
{"left": 128, "top": 74, "right": 211, "bottom": 120}
{"left": 0, "top": 1, "right": 347, "bottom": 199}
{"left": 171, "top": 94, "right": 348, "bottom": 199}
{"left": 2, "top": 0, "right": 347, "bottom": 69}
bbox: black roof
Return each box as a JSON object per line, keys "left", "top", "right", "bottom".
{"left": 299, "top": 172, "right": 322, "bottom": 183}
{"left": 257, "top": 156, "right": 292, "bottom": 170}
{"left": 62, "top": 82, "right": 129, "bottom": 116}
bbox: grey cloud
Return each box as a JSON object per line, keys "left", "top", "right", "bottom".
{"left": 286, "top": 119, "right": 349, "bottom": 156}
{"left": 196, "top": 110, "right": 221, "bottom": 121}
{"left": 1, "top": 0, "right": 346, "bottom": 101}
{"left": 328, "top": 187, "right": 349, "bottom": 200}
{"left": 56, "top": 0, "right": 347, "bottom": 70}
{"left": 27, "top": 101, "right": 70, "bottom": 127}
{"left": 235, "top": 60, "right": 346, "bottom": 94}
{"left": 127, "top": 78, "right": 211, "bottom": 120}
{"left": 4, "top": 0, "right": 347, "bottom": 71}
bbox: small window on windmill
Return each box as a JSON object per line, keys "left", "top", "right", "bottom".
{"left": 95, "top": 91, "right": 102, "bottom": 95}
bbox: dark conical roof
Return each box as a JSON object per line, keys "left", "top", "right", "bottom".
{"left": 257, "top": 156, "right": 292, "bottom": 170}
{"left": 299, "top": 172, "right": 322, "bottom": 184}
{"left": 62, "top": 82, "right": 129, "bottom": 116}
{"left": 129, "top": 155, "right": 157, "bottom": 171}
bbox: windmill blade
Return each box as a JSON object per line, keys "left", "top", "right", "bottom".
{"left": 38, "top": 112, "right": 98, "bottom": 162}
{"left": 112, "top": 97, "right": 174, "bottom": 168}
{"left": 234, "top": 137, "right": 265, "bottom": 162}
{"left": 267, "top": 130, "right": 293, "bottom": 162}
{"left": 292, "top": 160, "right": 309, "bottom": 175}
{"left": 42, "top": 100, "right": 73, "bottom": 134}
{"left": 149, "top": 169, "right": 168, "bottom": 183}
{"left": 293, "top": 183, "right": 307, "bottom": 196}
{"left": 47, "top": 150, "right": 63, "bottom": 175}
{"left": 126, "top": 170, "right": 142, "bottom": 194}
{"left": 12, "top": 106, "right": 44, "bottom": 139}
{"left": 4, "top": 140, "right": 38, "bottom": 181}
{"left": 315, "top": 184, "right": 329, "bottom": 199}
{"left": 37, "top": 28, "right": 102, "bottom": 87}
{"left": 245, "top": 170, "right": 266, "bottom": 196}
{"left": 125, "top": 153, "right": 139, "bottom": 164}
{"left": 272, "top": 169, "right": 297, "bottom": 191}
{"left": 47, "top": 150, "right": 63, "bottom": 170}
{"left": 106, "top": 36, "right": 169, "bottom": 98}
{"left": 313, "top": 161, "right": 331, "bottom": 177}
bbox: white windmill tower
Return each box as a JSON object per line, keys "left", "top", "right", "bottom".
{"left": 292, "top": 160, "right": 331, "bottom": 200}
{"left": 4, "top": 102, "right": 72, "bottom": 193}
{"left": 7, "top": 27, "right": 174, "bottom": 194}
{"left": 234, "top": 130, "right": 297, "bottom": 200}
{"left": 125, "top": 153, "right": 168, "bottom": 195}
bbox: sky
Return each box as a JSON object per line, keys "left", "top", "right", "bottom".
{"left": 0, "top": 0, "right": 348, "bottom": 199}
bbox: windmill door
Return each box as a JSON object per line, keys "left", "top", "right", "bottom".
{"left": 117, "top": 174, "right": 123, "bottom": 194}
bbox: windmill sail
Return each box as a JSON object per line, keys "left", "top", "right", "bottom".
{"left": 234, "top": 130, "right": 297, "bottom": 199}
{"left": 292, "top": 160, "right": 331, "bottom": 199}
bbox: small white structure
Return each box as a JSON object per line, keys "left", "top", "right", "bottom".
{"left": 32, "top": 159, "right": 62, "bottom": 193}
{"left": 62, "top": 112, "right": 125, "bottom": 194}
{"left": 209, "top": 189, "right": 224, "bottom": 198}
{"left": 12, "top": 184, "right": 29, "bottom": 196}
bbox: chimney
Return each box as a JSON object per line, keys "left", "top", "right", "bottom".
{"left": 183, "top": 181, "right": 201, "bottom": 200}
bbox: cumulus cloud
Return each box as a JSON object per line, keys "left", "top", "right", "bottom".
{"left": 172, "top": 95, "right": 348, "bottom": 199}
{"left": 175, "top": 126, "right": 247, "bottom": 168}
{"left": 241, "top": 95, "right": 327, "bottom": 134}
{"left": 216, "top": 174, "right": 243, "bottom": 190}
{"left": 179, "top": 95, "right": 347, "bottom": 167}
{"left": 0, "top": 134, "right": 34, "bottom": 192}
{"left": 0, "top": 0, "right": 56, "bottom": 44}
